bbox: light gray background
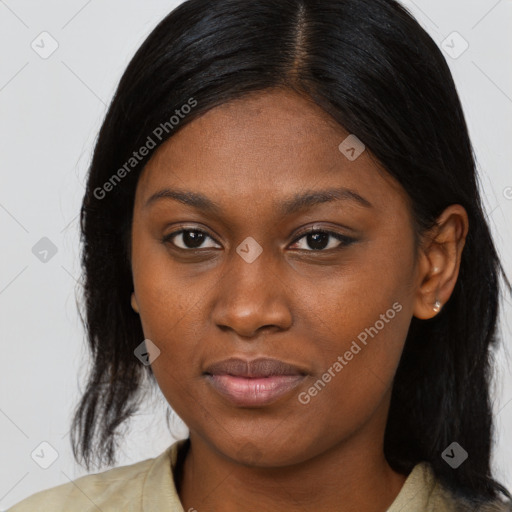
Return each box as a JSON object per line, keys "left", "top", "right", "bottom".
{"left": 1, "top": 0, "right": 511, "bottom": 509}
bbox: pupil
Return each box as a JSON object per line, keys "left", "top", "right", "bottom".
{"left": 184, "top": 231, "right": 204, "bottom": 248}
{"left": 308, "top": 232, "right": 328, "bottom": 250}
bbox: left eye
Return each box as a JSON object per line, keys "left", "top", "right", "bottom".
{"left": 290, "top": 230, "right": 355, "bottom": 251}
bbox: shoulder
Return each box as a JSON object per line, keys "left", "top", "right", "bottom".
{"left": 8, "top": 451, "right": 163, "bottom": 512}
{"left": 430, "top": 469, "right": 512, "bottom": 512}
{"left": 443, "top": 493, "right": 512, "bottom": 512}
{"left": 442, "top": 493, "right": 512, "bottom": 512}
{"left": 395, "top": 461, "right": 512, "bottom": 512}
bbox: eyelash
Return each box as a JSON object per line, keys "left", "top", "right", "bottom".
{"left": 161, "top": 226, "right": 356, "bottom": 252}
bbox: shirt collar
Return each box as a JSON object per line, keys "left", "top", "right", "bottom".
{"left": 142, "top": 438, "right": 188, "bottom": 512}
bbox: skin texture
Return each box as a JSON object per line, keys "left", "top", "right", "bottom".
{"left": 130, "top": 88, "right": 469, "bottom": 512}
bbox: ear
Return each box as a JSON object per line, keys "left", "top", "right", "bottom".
{"left": 131, "top": 291, "right": 140, "bottom": 314}
{"left": 413, "top": 204, "right": 469, "bottom": 320}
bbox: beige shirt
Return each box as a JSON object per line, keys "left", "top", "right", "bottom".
{"left": 7, "top": 439, "right": 508, "bottom": 511}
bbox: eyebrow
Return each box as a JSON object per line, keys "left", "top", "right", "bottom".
{"left": 143, "top": 187, "right": 373, "bottom": 216}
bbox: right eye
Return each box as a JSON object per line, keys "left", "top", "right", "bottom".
{"left": 162, "top": 228, "right": 221, "bottom": 250}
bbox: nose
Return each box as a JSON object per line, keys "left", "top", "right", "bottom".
{"left": 211, "top": 246, "right": 293, "bottom": 338}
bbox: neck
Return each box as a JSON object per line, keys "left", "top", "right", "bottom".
{"left": 177, "top": 413, "right": 408, "bottom": 512}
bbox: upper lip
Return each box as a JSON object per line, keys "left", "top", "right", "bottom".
{"left": 204, "top": 357, "right": 307, "bottom": 378}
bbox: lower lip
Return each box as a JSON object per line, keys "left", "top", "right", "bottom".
{"left": 205, "top": 374, "right": 306, "bottom": 407}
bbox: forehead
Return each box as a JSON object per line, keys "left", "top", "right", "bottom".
{"left": 135, "top": 88, "right": 410, "bottom": 217}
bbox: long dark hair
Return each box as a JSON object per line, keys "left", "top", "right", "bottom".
{"left": 72, "top": 0, "right": 512, "bottom": 506}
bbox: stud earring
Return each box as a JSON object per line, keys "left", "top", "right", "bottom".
{"left": 433, "top": 299, "right": 442, "bottom": 313}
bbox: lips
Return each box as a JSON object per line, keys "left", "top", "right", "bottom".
{"left": 203, "top": 357, "right": 307, "bottom": 407}
{"left": 204, "top": 357, "right": 306, "bottom": 378}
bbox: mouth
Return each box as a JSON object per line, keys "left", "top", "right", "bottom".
{"left": 203, "top": 357, "right": 308, "bottom": 407}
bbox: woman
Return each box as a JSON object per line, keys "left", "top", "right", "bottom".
{"left": 10, "top": 0, "right": 512, "bottom": 510}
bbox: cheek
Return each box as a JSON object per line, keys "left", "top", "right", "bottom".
{"left": 298, "top": 237, "right": 414, "bottom": 413}
{"left": 292, "top": 296, "right": 410, "bottom": 451}
{"left": 305, "top": 295, "right": 408, "bottom": 404}
{"left": 132, "top": 227, "right": 193, "bottom": 335}
{"left": 135, "top": 278, "right": 206, "bottom": 422}
{"left": 136, "top": 278, "right": 202, "bottom": 368}
{"left": 131, "top": 236, "right": 204, "bottom": 382}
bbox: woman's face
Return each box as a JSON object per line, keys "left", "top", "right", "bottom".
{"left": 130, "top": 88, "right": 423, "bottom": 466}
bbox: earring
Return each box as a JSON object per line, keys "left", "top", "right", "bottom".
{"left": 433, "top": 299, "right": 442, "bottom": 313}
